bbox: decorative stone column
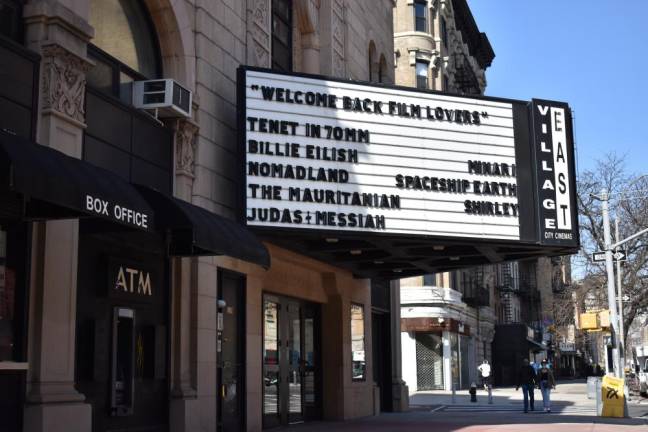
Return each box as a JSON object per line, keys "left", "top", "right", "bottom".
{"left": 169, "top": 117, "right": 201, "bottom": 431}
{"left": 22, "top": 2, "right": 94, "bottom": 431}
{"left": 390, "top": 280, "right": 409, "bottom": 411}
{"left": 247, "top": 0, "right": 271, "bottom": 67}
{"left": 321, "top": 272, "right": 345, "bottom": 419}
{"left": 319, "top": 0, "right": 345, "bottom": 78}
{"left": 173, "top": 118, "right": 199, "bottom": 201}
{"left": 296, "top": 0, "right": 321, "bottom": 74}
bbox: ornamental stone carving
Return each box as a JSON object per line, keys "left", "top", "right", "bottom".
{"left": 296, "top": 0, "right": 320, "bottom": 35}
{"left": 248, "top": 0, "right": 271, "bottom": 67}
{"left": 331, "top": 0, "right": 345, "bottom": 77}
{"left": 41, "top": 45, "right": 90, "bottom": 123}
{"left": 175, "top": 119, "right": 199, "bottom": 178}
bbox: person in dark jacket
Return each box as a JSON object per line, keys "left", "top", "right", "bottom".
{"left": 515, "top": 358, "right": 537, "bottom": 413}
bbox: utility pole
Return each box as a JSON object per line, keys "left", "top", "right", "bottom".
{"left": 615, "top": 219, "right": 625, "bottom": 378}
{"left": 600, "top": 188, "right": 621, "bottom": 377}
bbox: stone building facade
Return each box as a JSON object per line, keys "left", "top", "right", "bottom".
{"left": 393, "top": 0, "right": 493, "bottom": 94}
{"left": 0, "top": 1, "right": 401, "bottom": 432}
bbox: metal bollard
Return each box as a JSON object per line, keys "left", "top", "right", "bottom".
{"left": 469, "top": 382, "right": 477, "bottom": 402}
{"left": 487, "top": 385, "right": 493, "bottom": 404}
{"left": 451, "top": 383, "right": 456, "bottom": 404}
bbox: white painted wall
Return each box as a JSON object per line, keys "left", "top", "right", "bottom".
{"left": 401, "top": 331, "right": 418, "bottom": 393}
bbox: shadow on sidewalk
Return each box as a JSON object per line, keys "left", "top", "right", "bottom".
{"left": 283, "top": 411, "right": 648, "bottom": 432}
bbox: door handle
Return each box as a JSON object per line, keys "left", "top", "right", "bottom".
{"left": 221, "top": 384, "right": 226, "bottom": 399}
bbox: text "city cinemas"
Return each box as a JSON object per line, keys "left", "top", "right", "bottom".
{"left": 85, "top": 195, "right": 149, "bottom": 229}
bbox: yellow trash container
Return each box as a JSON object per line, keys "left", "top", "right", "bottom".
{"left": 601, "top": 375, "right": 625, "bottom": 417}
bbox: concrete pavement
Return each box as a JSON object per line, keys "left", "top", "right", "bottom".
{"left": 288, "top": 410, "right": 648, "bottom": 432}
{"left": 286, "top": 380, "right": 648, "bottom": 431}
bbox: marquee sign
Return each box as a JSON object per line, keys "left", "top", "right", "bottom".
{"left": 239, "top": 67, "right": 578, "bottom": 248}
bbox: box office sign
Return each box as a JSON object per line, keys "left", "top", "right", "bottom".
{"left": 85, "top": 194, "right": 150, "bottom": 230}
{"left": 239, "top": 68, "right": 578, "bottom": 247}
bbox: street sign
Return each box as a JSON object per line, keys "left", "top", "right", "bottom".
{"left": 592, "top": 249, "right": 627, "bottom": 263}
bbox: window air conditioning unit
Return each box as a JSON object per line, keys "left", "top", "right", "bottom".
{"left": 132, "top": 79, "right": 192, "bottom": 118}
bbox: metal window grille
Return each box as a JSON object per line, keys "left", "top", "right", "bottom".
{"left": 415, "top": 333, "right": 444, "bottom": 390}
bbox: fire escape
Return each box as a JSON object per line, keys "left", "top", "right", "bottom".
{"left": 460, "top": 266, "right": 489, "bottom": 307}
{"left": 452, "top": 53, "right": 481, "bottom": 95}
{"left": 496, "top": 262, "right": 517, "bottom": 323}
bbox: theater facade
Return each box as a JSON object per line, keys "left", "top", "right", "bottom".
{"left": 0, "top": 1, "right": 577, "bottom": 432}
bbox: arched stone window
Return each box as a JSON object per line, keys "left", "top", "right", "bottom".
{"left": 368, "top": 41, "right": 377, "bottom": 82}
{"left": 90, "top": 0, "right": 160, "bottom": 78}
{"left": 88, "top": 0, "right": 161, "bottom": 101}
{"left": 378, "top": 54, "right": 387, "bottom": 83}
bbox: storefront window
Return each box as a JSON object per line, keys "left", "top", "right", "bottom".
{"left": 415, "top": 333, "right": 444, "bottom": 390}
{"left": 350, "top": 303, "right": 366, "bottom": 381}
{"left": 263, "top": 300, "right": 280, "bottom": 416}
{"left": 459, "top": 335, "right": 471, "bottom": 389}
{"left": 0, "top": 227, "right": 11, "bottom": 359}
{"left": 0, "top": 223, "right": 26, "bottom": 361}
{"left": 450, "top": 332, "right": 460, "bottom": 390}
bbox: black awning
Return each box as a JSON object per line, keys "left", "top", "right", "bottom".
{"left": 527, "top": 337, "right": 547, "bottom": 353}
{"left": 136, "top": 186, "right": 270, "bottom": 268}
{"left": 0, "top": 130, "right": 154, "bottom": 231}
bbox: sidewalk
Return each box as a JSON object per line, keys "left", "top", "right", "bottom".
{"left": 410, "top": 381, "right": 592, "bottom": 409}
{"left": 286, "top": 381, "right": 648, "bottom": 432}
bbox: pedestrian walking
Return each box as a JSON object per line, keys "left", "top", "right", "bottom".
{"left": 515, "top": 358, "right": 537, "bottom": 413}
{"left": 477, "top": 359, "right": 491, "bottom": 390}
{"left": 538, "top": 359, "right": 556, "bottom": 412}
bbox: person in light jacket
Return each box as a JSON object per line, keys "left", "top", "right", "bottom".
{"left": 538, "top": 359, "right": 556, "bottom": 412}
{"left": 477, "top": 359, "right": 491, "bottom": 390}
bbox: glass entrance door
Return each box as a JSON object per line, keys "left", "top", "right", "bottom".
{"left": 263, "top": 295, "right": 320, "bottom": 428}
{"left": 286, "top": 300, "right": 303, "bottom": 423}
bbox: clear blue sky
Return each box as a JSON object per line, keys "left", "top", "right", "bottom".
{"left": 468, "top": 0, "right": 648, "bottom": 175}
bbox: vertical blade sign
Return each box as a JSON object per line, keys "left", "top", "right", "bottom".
{"left": 531, "top": 100, "right": 577, "bottom": 246}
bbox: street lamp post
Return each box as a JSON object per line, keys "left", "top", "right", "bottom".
{"left": 600, "top": 188, "right": 621, "bottom": 377}
{"left": 615, "top": 219, "right": 625, "bottom": 378}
